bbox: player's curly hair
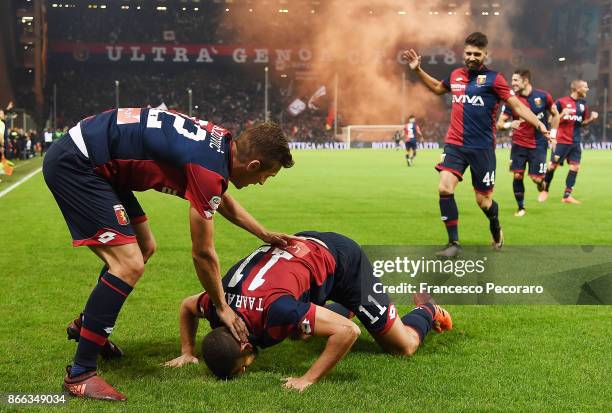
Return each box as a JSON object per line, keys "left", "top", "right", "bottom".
{"left": 465, "top": 32, "right": 488, "bottom": 48}
{"left": 201, "top": 327, "right": 243, "bottom": 379}
{"left": 235, "top": 122, "right": 294, "bottom": 170}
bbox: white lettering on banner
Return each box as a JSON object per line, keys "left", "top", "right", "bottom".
{"left": 152, "top": 47, "right": 166, "bottom": 62}
{"left": 254, "top": 48, "right": 269, "bottom": 63}
{"left": 173, "top": 47, "right": 189, "bottom": 62}
{"left": 233, "top": 48, "right": 247, "bottom": 63}
{"left": 196, "top": 48, "right": 214, "bottom": 62}
{"left": 77, "top": 44, "right": 500, "bottom": 65}
{"left": 452, "top": 94, "right": 485, "bottom": 106}
{"left": 298, "top": 48, "right": 312, "bottom": 61}
{"left": 106, "top": 46, "right": 123, "bottom": 61}
{"left": 275, "top": 49, "right": 291, "bottom": 62}
{"left": 130, "top": 46, "right": 145, "bottom": 61}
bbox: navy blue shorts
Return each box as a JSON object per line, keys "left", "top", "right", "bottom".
{"left": 296, "top": 231, "right": 397, "bottom": 336}
{"left": 405, "top": 140, "right": 417, "bottom": 151}
{"left": 436, "top": 143, "right": 497, "bottom": 194}
{"left": 552, "top": 143, "right": 581, "bottom": 165}
{"left": 510, "top": 144, "right": 547, "bottom": 177}
{"left": 43, "top": 135, "right": 147, "bottom": 247}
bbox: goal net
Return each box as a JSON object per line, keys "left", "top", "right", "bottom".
{"left": 340, "top": 125, "right": 405, "bottom": 148}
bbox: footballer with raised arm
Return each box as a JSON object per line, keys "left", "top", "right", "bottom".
{"left": 402, "top": 32, "right": 549, "bottom": 257}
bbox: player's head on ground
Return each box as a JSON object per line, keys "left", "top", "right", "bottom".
{"left": 231, "top": 122, "right": 294, "bottom": 189}
{"left": 570, "top": 79, "right": 589, "bottom": 98}
{"left": 201, "top": 327, "right": 258, "bottom": 379}
{"left": 463, "top": 32, "right": 488, "bottom": 71}
{"left": 511, "top": 68, "right": 531, "bottom": 94}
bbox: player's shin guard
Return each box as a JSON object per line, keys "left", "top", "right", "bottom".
{"left": 401, "top": 303, "right": 435, "bottom": 343}
{"left": 544, "top": 168, "right": 556, "bottom": 191}
{"left": 481, "top": 200, "right": 501, "bottom": 242}
{"left": 439, "top": 194, "right": 459, "bottom": 243}
{"left": 564, "top": 170, "right": 578, "bottom": 198}
{"left": 72, "top": 272, "right": 133, "bottom": 376}
{"left": 513, "top": 178, "right": 525, "bottom": 209}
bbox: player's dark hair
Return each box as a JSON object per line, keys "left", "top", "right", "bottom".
{"left": 235, "top": 122, "right": 294, "bottom": 170}
{"left": 201, "top": 327, "right": 242, "bottom": 379}
{"left": 514, "top": 68, "right": 531, "bottom": 82}
{"left": 465, "top": 32, "right": 488, "bottom": 48}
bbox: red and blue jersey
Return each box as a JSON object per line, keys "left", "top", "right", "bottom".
{"left": 75, "top": 108, "right": 232, "bottom": 219}
{"left": 555, "top": 96, "right": 590, "bottom": 144}
{"left": 403, "top": 121, "right": 420, "bottom": 142}
{"left": 502, "top": 89, "right": 554, "bottom": 149}
{"left": 198, "top": 238, "right": 337, "bottom": 348}
{"left": 441, "top": 66, "right": 514, "bottom": 149}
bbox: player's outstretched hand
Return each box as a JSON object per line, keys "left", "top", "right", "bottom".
{"left": 282, "top": 377, "right": 313, "bottom": 392}
{"left": 591, "top": 111, "right": 599, "bottom": 120}
{"left": 163, "top": 354, "right": 199, "bottom": 368}
{"left": 217, "top": 305, "right": 249, "bottom": 343}
{"left": 401, "top": 49, "right": 421, "bottom": 71}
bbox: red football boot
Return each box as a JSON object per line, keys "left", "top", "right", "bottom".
{"left": 63, "top": 366, "right": 126, "bottom": 401}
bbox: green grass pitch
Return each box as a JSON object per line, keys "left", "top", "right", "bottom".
{"left": 0, "top": 149, "right": 611, "bottom": 412}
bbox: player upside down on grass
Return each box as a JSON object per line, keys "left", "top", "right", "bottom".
{"left": 164, "top": 231, "right": 453, "bottom": 392}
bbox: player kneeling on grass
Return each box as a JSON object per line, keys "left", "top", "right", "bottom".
{"left": 164, "top": 231, "right": 452, "bottom": 392}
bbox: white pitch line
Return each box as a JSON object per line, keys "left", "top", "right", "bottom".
{"left": 0, "top": 167, "right": 43, "bottom": 198}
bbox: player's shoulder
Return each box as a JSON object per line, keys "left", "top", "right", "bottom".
{"left": 533, "top": 88, "right": 552, "bottom": 98}
{"left": 449, "top": 66, "right": 468, "bottom": 80}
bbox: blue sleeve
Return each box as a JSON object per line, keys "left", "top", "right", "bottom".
{"left": 265, "top": 296, "right": 316, "bottom": 341}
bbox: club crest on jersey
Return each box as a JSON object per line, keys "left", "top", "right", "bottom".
{"left": 579, "top": 104, "right": 585, "bottom": 112}
{"left": 113, "top": 204, "right": 130, "bottom": 225}
{"left": 300, "top": 318, "right": 312, "bottom": 335}
{"left": 534, "top": 97, "right": 542, "bottom": 106}
{"left": 476, "top": 75, "right": 487, "bottom": 85}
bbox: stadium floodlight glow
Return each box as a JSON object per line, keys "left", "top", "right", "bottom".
{"left": 136, "top": 6, "right": 141, "bottom": 10}
{"left": 194, "top": 7, "right": 199, "bottom": 11}
{"left": 225, "top": 8, "right": 229, "bottom": 12}
{"left": 100, "top": 4, "right": 107, "bottom": 9}
{"left": 558, "top": 57, "right": 566, "bottom": 62}
{"left": 279, "top": 9, "right": 289, "bottom": 13}
{"left": 482, "top": 11, "right": 489, "bottom": 15}
{"left": 311, "top": 9, "right": 315, "bottom": 13}
{"left": 249, "top": 8, "right": 253, "bottom": 12}
{"left": 398, "top": 11, "right": 406, "bottom": 15}
{"left": 494, "top": 11, "right": 500, "bottom": 15}
{"left": 52, "top": 3, "right": 58, "bottom": 7}
{"left": 157, "top": 6, "right": 167, "bottom": 11}
{"left": 121, "top": 5, "right": 129, "bottom": 10}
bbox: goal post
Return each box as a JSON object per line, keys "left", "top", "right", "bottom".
{"left": 341, "top": 124, "right": 405, "bottom": 148}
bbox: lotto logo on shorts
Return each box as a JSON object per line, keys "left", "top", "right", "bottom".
{"left": 113, "top": 204, "right": 130, "bottom": 226}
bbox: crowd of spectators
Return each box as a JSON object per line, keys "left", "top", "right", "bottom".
{"left": 46, "top": 3, "right": 314, "bottom": 46}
